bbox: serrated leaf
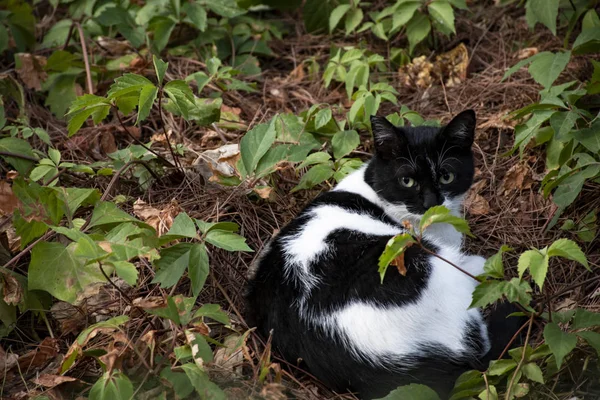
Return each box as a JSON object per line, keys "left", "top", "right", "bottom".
{"left": 332, "top": 130, "right": 360, "bottom": 160}
{"left": 136, "top": 85, "right": 158, "bottom": 124}
{"left": 329, "top": 4, "right": 351, "bottom": 32}
{"left": 193, "top": 303, "right": 230, "bottom": 325}
{"left": 345, "top": 8, "right": 363, "bottom": 35}
{"left": 315, "top": 108, "right": 332, "bottom": 130}
{"left": 378, "top": 233, "right": 416, "bottom": 283}
{"left": 89, "top": 371, "right": 133, "bottom": 400}
{"left": 522, "top": 362, "right": 544, "bottom": 384}
{"left": 543, "top": 322, "right": 576, "bottom": 368}
{"left": 186, "top": 330, "right": 213, "bottom": 364}
{"left": 107, "top": 74, "right": 153, "bottom": 100}
{"left": 469, "top": 280, "right": 506, "bottom": 309}
{"left": 419, "top": 205, "right": 472, "bottom": 236}
{"left": 528, "top": 51, "right": 571, "bottom": 89}
{"left": 392, "top": 2, "right": 421, "bottom": 31}
{"left": 152, "top": 243, "right": 196, "bottom": 289}
{"left": 547, "top": 238, "right": 589, "bottom": 270}
{"left": 205, "top": 230, "right": 252, "bottom": 252}
{"left": 572, "top": 308, "right": 600, "bottom": 330}
{"left": 526, "top": 0, "right": 559, "bottom": 35}
{"left": 165, "top": 213, "right": 198, "bottom": 239}
{"left": 487, "top": 359, "right": 517, "bottom": 376}
{"left": 240, "top": 119, "right": 277, "bottom": 175}
{"left": 29, "top": 241, "right": 106, "bottom": 304}
{"left": 163, "top": 80, "right": 195, "bottom": 120}
{"left": 483, "top": 245, "right": 512, "bottom": 279}
{"left": 428, "top": 0, "right": 455, "bottom": 34}
{"left": 153, "top": 56, "right": 168, "bottom": 85}
{"left": 406, "top": 13, "right": 431, "bottom": 53}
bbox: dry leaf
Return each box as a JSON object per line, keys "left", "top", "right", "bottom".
{"left": 18, "top": 337, "right": 59, "bottom": 372}
{"left": 288, "top": 64, "right": 305, "bottom": 82}
{"left": 253, "top": 186, "right": 274, "bottom": 200}
{"left": 0, "top": 345, "right": 19, "bottom": 371}
{"left": 212, "top": 334, "right": 246, "bottom": 380}
{"left": 433, "top": 43, "right": 469, "bottom": 87}
{"left": 2, "top": 272, "right": 23, "bottom": 305}
{"left": 32, "top": 374, "right": 77, "bottom": 388}
{"left": 51, "top": 301, "right": 86, "bottom": 336}
{"left": 194, "top": 144, "right": 242, "bottom": 182}
{"left": 133, "top": 199, "right": 181, "bottom": 236}
{"left": 0, "top": 181, "right": 20, "bottom": 218}
{"left": 133, "top": 296, "right": 165, "bottom": 309}
{"left": 391, "top": 253, "right": 407, "bottom": 276}
{"left": 16, "top": 53, "right": 48, "bottom": 90}
{"left": 465, "top": 193, "right": 490, "bottom": 216}
{"left": 97, "top": 36, "right": 131, "bottom": 54}
{"left": 501, "top": 163, "right": 534, "bottom": 194}
{"left": 99, "top": 131, "right": 117, "bottom": 155}
{"left": 517, "top": 47, "right": 538, "bottom": 59}
{"left": 6, "top": 171, "right": 19, "bottom": 180}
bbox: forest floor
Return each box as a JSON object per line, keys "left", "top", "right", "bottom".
{"left": 1, "top": 2, "right": 600, "bottom": 400}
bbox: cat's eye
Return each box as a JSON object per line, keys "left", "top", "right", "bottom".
{"left": 401, "top": 177, "right": 416, "bottom": 188}
{"left": 440, "top": 171, "right": 455, "bottom": 184}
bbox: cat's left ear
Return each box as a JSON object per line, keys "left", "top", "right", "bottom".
{"left": 441, "top": 110, "right": 476, "bottom": 147}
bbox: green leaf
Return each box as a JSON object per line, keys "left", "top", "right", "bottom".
{"left": 108, "top": 74, "right": 154, "bottom": 100}
{"left": 0, "top": 25, "right": 8, "bottom": 54}
{"left": 183, "top": 3, "right": 207, "bottom": 31}
{"left": 478, "top": 385, "right": 498, "bottom": 400}
{"left": 528, "top": 51, "right": 571, "bottom": 88}
{"left": 332, "top": 130, "right": 360, "bottom": 159}
{"left": 291, "top": 163, "right": 335, "bottom": 192}
{"left": 419, "top": 205, "right": 472, "bottom": 236}
{"left": 526, "top": 0, "right": 559, "bottom": 35}
{"left": 195, "top": 220, "right": 239, "bottom": 235}
{"left": 375, "top": 384, "right": 440, "bottom": 400}
{"left": 547, "top": 238, "right": 589, "bottom": 270}
{"left": 517, "top": 249, "right": 548, "bottom": 289}
{"left": 482, "top": 245, "right": 512, "bottom": 279}
{"left": 297, "top": 152, "right": 332, "bottom": 169}
{"left": 487, "top": 359, "right": 517, "bottom": 376}
{"left": 88, "top": 202, "right": 144, "bottom": 229}
{"left": 550, "top": 110, "right": 578, "bottom": 141}
{"left": 165, "top": 213, "right": 198, "bottom": 239}
{"left": 572, "top": 27, "right": 600, "bottom": 55}
{"left": 392, "top": 2, "right": 421, "bottom": 31}
{"left": 503, "top": 278, "right": 533, "bottom": 307}
{"left": 574, "top": 121, "right": 600, "bottom": 152}
{"left": 163, "top": 80, "right": 195, "bottom": 120}
{"left": 543, "top": 322, "right": 577, "bottom": 368}
{"left": 572, "top": 308, "right": 600, "bottom": 330}
{"left": 240, "top": 120, "right": 277, "bottom": 175}
{"left": 187, "top": 331, "right": 213, "bottom": 363}
{"left": 304, "top": 0, "right": 334, "bottom": 33}
{"left": 149, "top": 17, "right": 176, "bottom": 53}
{"left": 152, "top": 243, "right": 196, "bottom": 289}
{"left": 29, "top": 241, "right": 106, "bottom": 304}
{"left": 406, "top": 13, "right": 431, "bottom": 53}
{"left": 112, "top": 261, "right": 138, "bottom": 286}
{"left": 428, "top": 0, "right": 455, "bottom": 34}
{"left": 136, "top": 85, "right": 158, "bottom": 125}
{"left": 66, "top": 94, "right": 111, "bottom": 136}
{"left": 203, "top": 0, "right": 245, "bottom": 18}
{"left": 502, "top": 52, "right": 545, "bottom": 82}
{"left": 46, "top": 50, "right": 79, "bottom": 72}
{"left": 315, "top": 108, "right": 332, "bottom": 130}
{"left": 180, "top": 363, "right": 226, "bottom": 400}
{"left": 160, "top": 367, "right": 194, "bottom": 398}
{"left": 193, "top": 303, "right": 230, "bottom": 325}
{"left": 153, "top": 56, "right": 168, "bottom": 85}
{"left": 378, "top": 233, "right": 416, "bottom": 283}
{"left": 522, "top": 362, "right": 544, "bottom": 384}
{"left": 329, "top": 4, "right": 351, "bottom": 32}
{"left": 577, "top": 331, "right": 600, "bottom": 358}
{"left": 205, "top": 230, "right": 252, "bottom": 252}
{"left": 469, "top": 280, "right": 507, "bottom": 309}
{"left": 0, "top": 137, "right": 36, "bottom": 174}
{"left": 30, "top": 165, "right": 56, "bottom": 182}
{"left": 89, "top": 370, "right": 134, "bottom": 400}
{"left": 188, "top": 244, "right": 209, "bottom": 297}
{"left": 345, "top": 8, "right": 363, "bottom": 35}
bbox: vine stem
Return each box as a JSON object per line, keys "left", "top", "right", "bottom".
{"left": 417, "top": 241, "right": 480, "bottom": 281}
{"left": 156, "top": 88, "right": 182, "bottom": 172}
{"left": 504, "top": 314, "right": 534, "bottom": 400}
{"left": 75, "top": 22, "right": 93, "bottom": 94}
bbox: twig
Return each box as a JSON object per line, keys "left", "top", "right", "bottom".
{"left": 157, "top": 88, "right": 182, "bottom": 172}
{"left": 99, "top": 160, "right": 161, "bottom": 203}
{"left": 505, "top": 314, "right": 534, "bottom": 400}
{"left": 497, "top": 317, "right": 531, "bottom": 360}
{"left": 3, "top": 231, "right": 54, "bottom": 269}
{"left": 75, "top": 22, "right": 93, "bottom": 94}
{"left": 419, "top": 242, "right": 480, "bottom": 281}
{"left": 546, "top": 274, "right": 600, "bottom": 303}
{"left": 62, "top": 22, "right": 75, "bottom": 50}
{"left": 0, "top": 151, "right": 39, "bottom": 162}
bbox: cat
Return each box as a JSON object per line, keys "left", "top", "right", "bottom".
{"left": 245, "top": 110, "right": 518, "bottom": 399}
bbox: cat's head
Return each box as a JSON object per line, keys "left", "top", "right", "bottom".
{"left": 365, "top": 110, "right": 476, "bottom": 217}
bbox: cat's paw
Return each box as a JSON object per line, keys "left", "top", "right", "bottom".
{"left": 463, "top": 255, "right": 485, "bottom": 276}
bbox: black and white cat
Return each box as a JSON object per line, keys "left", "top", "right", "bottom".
{"left": 246, "top": 111, "right": 516, "bottom": 399}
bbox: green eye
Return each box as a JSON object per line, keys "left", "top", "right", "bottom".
{"left": 440, "top": 172, "right": 455, "bottom": 184}
{"left": 401, "top": 177, "right": 416, "bottom": 188}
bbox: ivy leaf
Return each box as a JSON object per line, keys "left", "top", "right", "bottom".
{"left": 419, "top": 205, "right": 473, "bottom": 236}
{"left": 517, "top": 249, "right": 548, "bottom": 289}
{"left": 163, "top": 80, "right": 195, "bottom": 120}
{"left": 153, "top": 55, "right": 168, "bottom": 85}
{"left": 291, "top": 163, "right": 335, "bottom": 192}
{"left": 378, "top": 233, "right": 416, "bottom": 283}
{"left": 107, "top": 73, "right": 154, "bottom": 100}
{"left": 329, "top": 4, "right": 351, "bottom": 32}
{"left": 205, "top": 230, "right": 252, "bottom": 252}
{"left": 193, "top": 303, "right": 230, "bottom": 325}
{"left": 547, "top": 238, "right": 589, "bottom": 271}
{"left": 375, "top": 384, "right": 440, "bottom": 400}
{"left": 240, "top": 120, "right": 277, "bottom": 176}
{"left": 89, "top": 371, "right": 133, "bottom": 400}
{"left": 66, "top": 94, "right": 111, "bottom": 136}
{"left": 522, "top": 362, "right": 544, "bottom": 384}
{"left": 572, "top": 308, "right": 600, "bottom": 330}
{"left": 503, "top": 278, "right": 533, "bottom": 308}
{"left": 428, "top": 0, "right": 455, "bottom": 34}
{"left": 29, "top": 241, "right": 106, "bottom": 304}
{"left": 406, "top": 13, "right": 431, "bottom": 53}
{"left": 482, "top": 245, "right": 512, "bottom": 279}
{"left": 543, "top": 322, "right": 577, "bottom": 368}
{"left": 332, "top": 130, "right": 360, "bottom": 160}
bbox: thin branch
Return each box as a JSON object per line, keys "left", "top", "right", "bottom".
{"left": 3, "top": 231, "right": 54, "bottom": 269}
{"left": 157, "top": 88, "right": 182, "bottom": 171}
{"left": 419, "top": 243, "right": 480, "bottom": 281}
{"left": 505, "top": 314, "right": 534, "bottom": 400}
{"left": 0, "top": 151, "right": 39, "bottom": 162}
{"left": 99, "top": 160, "right": 161, "bottom": 203}
{"left": 75, "top": 22, "right": 93, "bottom": 94}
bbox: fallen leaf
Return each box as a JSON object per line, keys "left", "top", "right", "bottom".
{"left": 0, "top": 345, "right": 19, "bottom": 371}
{"left": 517, "top": 47, "right": 538, "bottom": 59}
{"left": 133, "top": 199, "right": 181, "bottom": 236}
{"left": 133, "top": 296, "right": 165, "bottom": 309}
{"left": 433, "top": 42, "right": 469, "bottom": 87}
{"left": 51, "top": 301, "right": 86, "bottom": 336}
{"left": 465, "top": 193, "right": 490, "bottom": 216}
{"left": 16, "top": 53, "right": 48, "bottom": 90}
{"left": 288, "top": 64, "right": 305, "bottom": 82}
{"left": 253, "top": 186, "right": 274, "bottom": 200}
{"left": 212, "top": 334, "right": 246, "bottom": 380}
{"left": 2, "top": 272, "right": 23, "bottom": 305}
{"left": 501, "top": 163, "right": 535, "bottom": 194}
{"left": 97, "top": 36, "right": 131, "bottom": 54}
{"left": 32, "top": 374, "right": 77, "bottom": 388}
{"left": 6, "top": 171, "right": 19, "bottom": 180}
{"left": 18, "top": 337, "right": 59, "bottom": 372}
{"left": 194, "top": 144, "right": 241, "bottom": 182}
{"left": 0, "top": 181, "right": 20, "bottom": 218}
{"left": 99, "top": 131, "right": 117, "bottom": 155}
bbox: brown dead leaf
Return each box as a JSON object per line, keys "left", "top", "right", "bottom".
{"left": 259, "top": 383, "right": 287, "bottom": 400}
{"left": 99, "top": 131, "right": 117, "bottom": 155}
{"left": 2, "top": 272, "right": 23, "bottom": 305}
{"left": 253, "top": 186, "right": 275, "bottom": 200}
{"left": 51, "top": 301, "right": 86, "bottom": 336}
{"left": 212, "top": 334, "right": 247, "bottom": 381}
{"left": 194, "top": 144, "right": 242, "bottom": 182}
{"left": 133, "top": 296, "right": 165, "bottom": 309}
{"left": 116, "top": 125, "right": 141, "bottom": 139}
{"left": 391, "top": 253, "right": 407, "bottom": 276}
{"left": 399, "top": 56, "right": 434, "bottom": 89}
{"left": 97, "top": 36, "right": 131, "bottom": 54}
{"left": 221, "top": 105, "right": 242, "bottom": 117}
{"left": 501, "top": 163, "right": 535, "bottom": 194}
{"left": 18, "top": 337, "right": 59, "bottom": 372}
{"left": 0, "top": 181, "right": 20, "bottom": 218}
{"left": 433, "top": 42, "right": 469, "bottom": 87}
{"left": 16, "top": 53, "right": 48, "bottom": 90}
{"left": 517, "top": 47, "right": 538, "bottom": 59}
{"left": 6, "top": 171, "right": 19, "bottom": 180}
{"left": 0, "top": 345, "right": 19, "bottom": 371}
{"left": 465, "top": 193, "right": 490, "bottom": 216}
{"left": 133, "top": 199, "right": 181, "bottom": 236}
{"left": 32, "top": 374, "right": 77, "bottom": 388}
{"left": 288, "top": 63, "right": 305, "bottom": 82}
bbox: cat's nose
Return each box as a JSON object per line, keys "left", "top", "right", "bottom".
{"left": 423, "top": 191, "right": 442, "bottom": 209}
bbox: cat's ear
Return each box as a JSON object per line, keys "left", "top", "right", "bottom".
{"left": 370, "top": 115, "right": 405, "bottom": 158}
{"left": 441, "top": 110, "right": 476, "bottom": 147}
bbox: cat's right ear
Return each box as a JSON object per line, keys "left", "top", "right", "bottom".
{"left": 370, "top": 115, "right": 404, "bottom": 159}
